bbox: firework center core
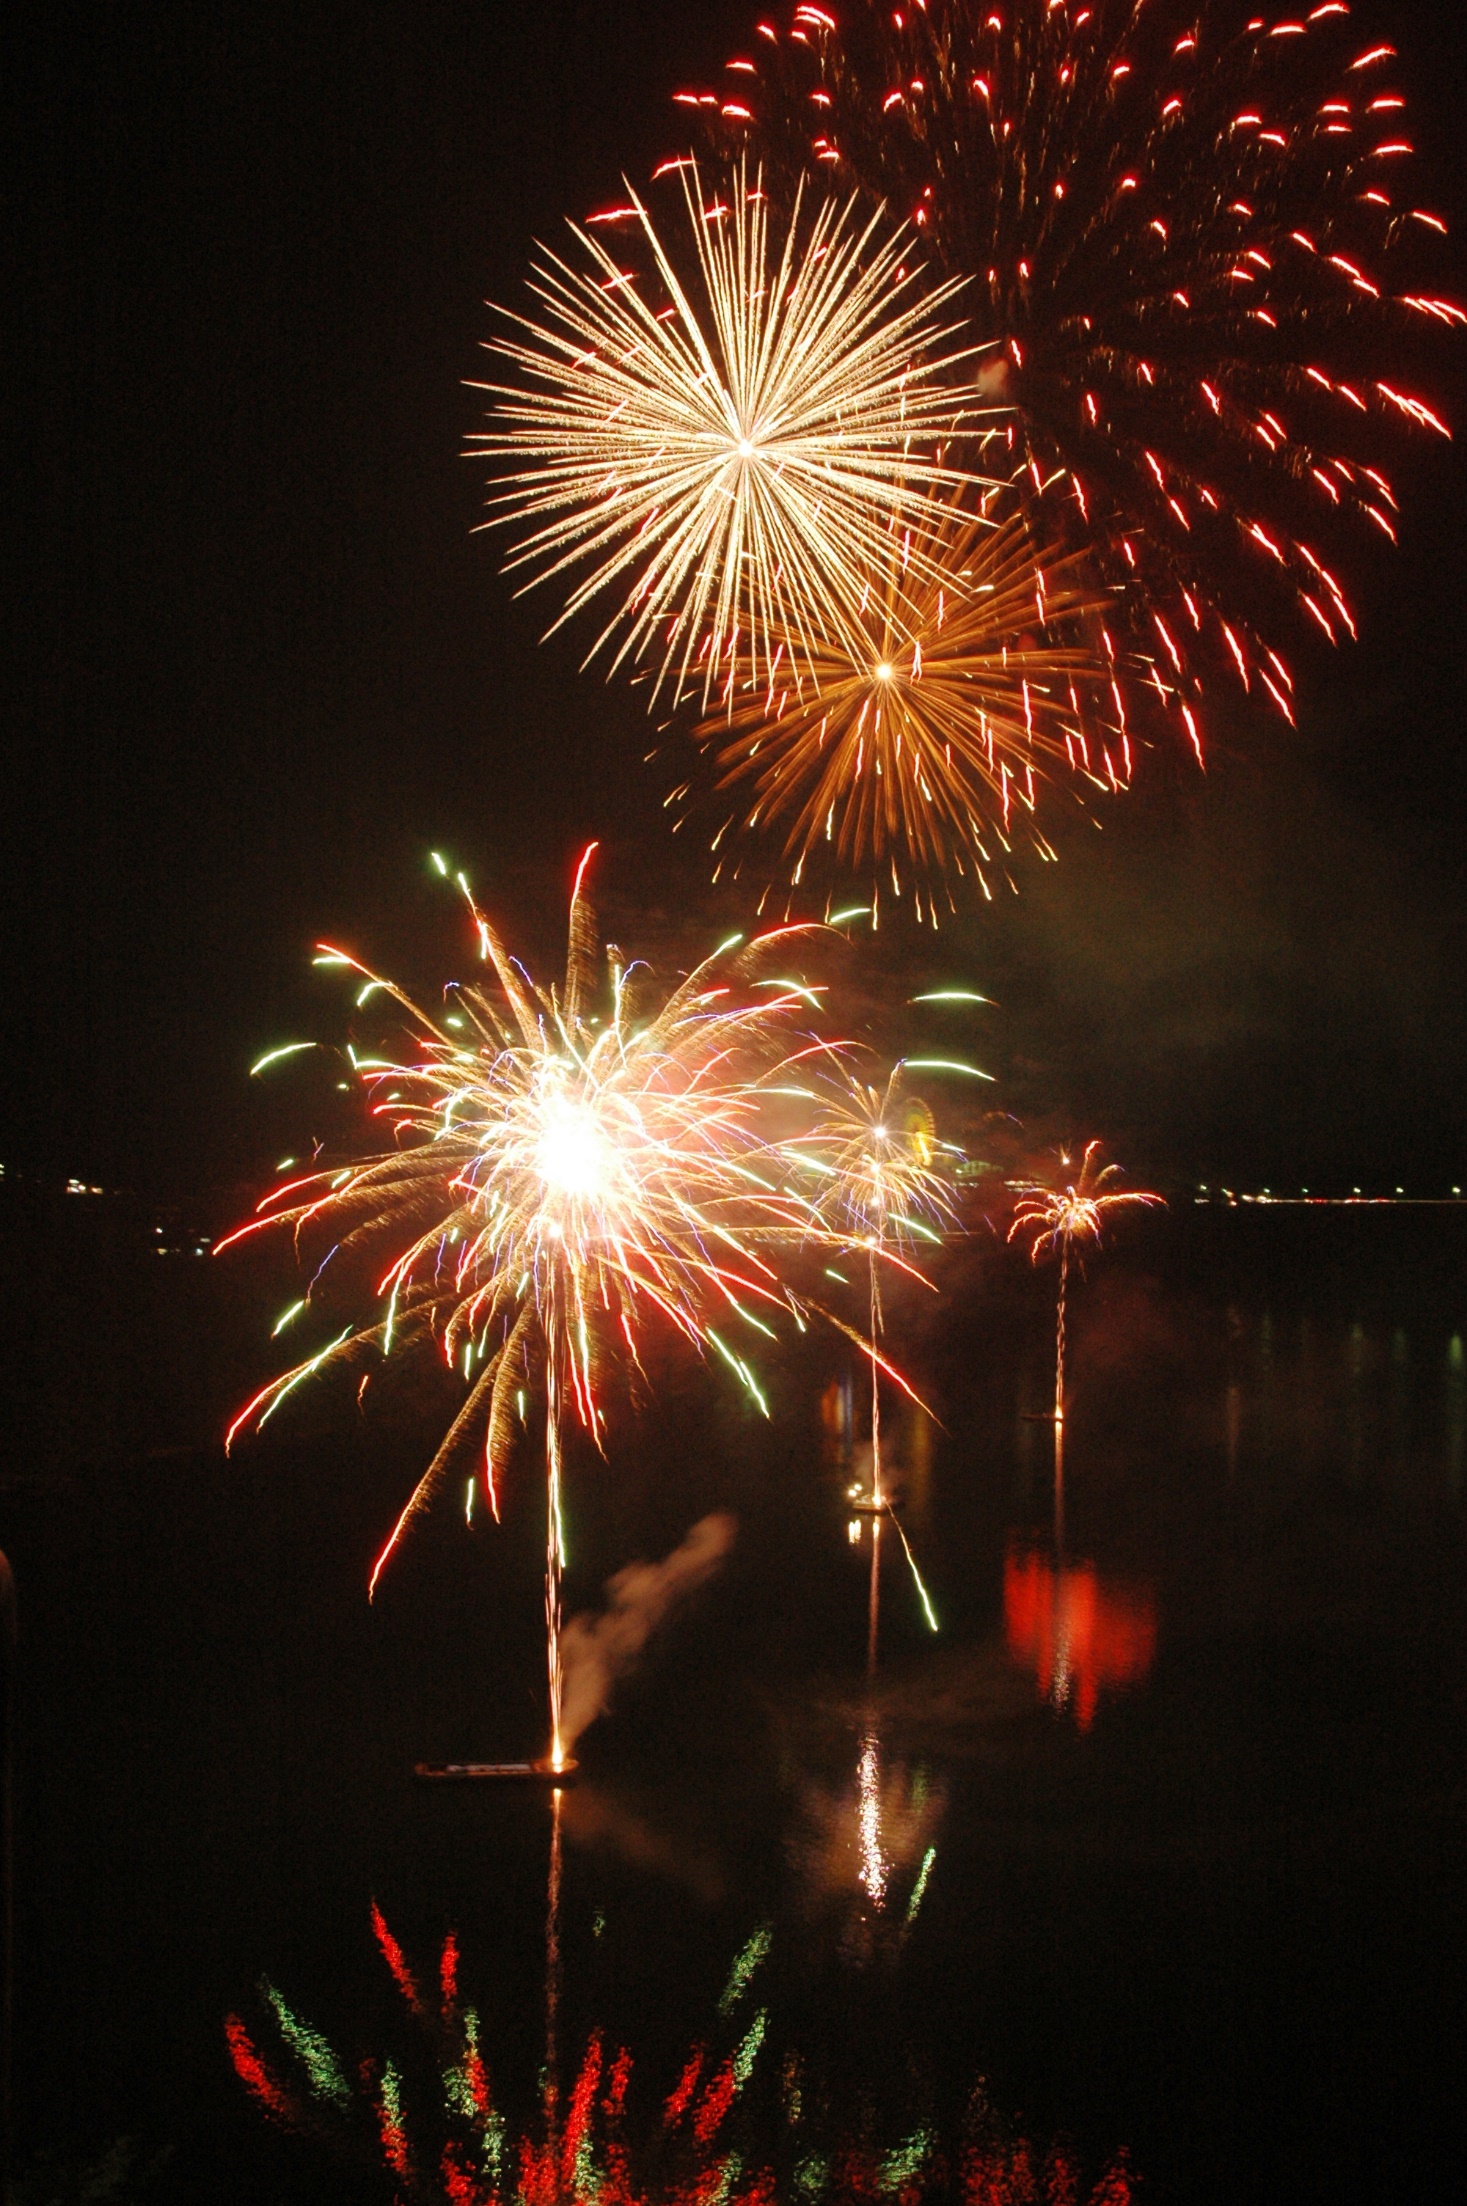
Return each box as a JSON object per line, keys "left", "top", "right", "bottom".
{"left": 536, "top": 1102, "right": 610, "bottom": 1201}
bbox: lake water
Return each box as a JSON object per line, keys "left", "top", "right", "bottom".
{"left": 6, "top": 1209, "right": 1466, "bottom": 2202}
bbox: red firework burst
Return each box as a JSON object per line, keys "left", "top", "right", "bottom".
{"left": 677, "top": 1, "right": 1459, "bottom": 742}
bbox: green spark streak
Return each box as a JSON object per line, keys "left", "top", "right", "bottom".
{"left": 708, "top": 1330, "right": 770, "bottom": 1416}
{"left": 754, "top": 977, "right": 825, "bottom": 1009}
{"left": 717, "top": 1924, "right": 772, "bottom": 2014}
{"left": 900, "top": 1059, "right": 994, "bottom": 1081}
{"left": 258, "top": 1329, "right": 353, "bottom": 1430}
{"left": 263, "top": 1981, "right": 348, "bottom": 2104}
{"left": 732, "top": 2010, "right": 768, "bottom": 2088}
{"left": 705, "top": 2158, "right": 742, "bottom": 2206}
{"left": 381, "top": 2060, "right": 403, "bottom": 2125}
{"left": 910, "top": 990, "right": 992, "bottom": 1004}
{"left": 887, "top": 1508, "right": 940, "bottom": 1633}
{"left": 444, "top": 2053, "right": 477, "bottom": 2122}
{"left": 271, "top": 1300, "right": 306, "bottom": 1337}
{"left": 827, "top": 907, "right": 871, "bottom": 925}
{"left": 905, "top": 1846, "right": 937, "bottom": 1925}
{"left": 880, "top": 2127, "right": 936, "bottom": 2190}
{"left": 430, "top": 850, "right": 449, "bottom": 876}
{"left": 250, "top": 1041, "right": 316, "bottom": 1077}
{"left": 482, "top": 2111, "right": 505, "bottom": 2177}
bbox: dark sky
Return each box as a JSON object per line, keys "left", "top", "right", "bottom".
{"left": 6, "top": 0, "right": 1466, "bottom": 1204}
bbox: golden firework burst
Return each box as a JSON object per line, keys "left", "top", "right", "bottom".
{"left": 474, "top": 159, "right": 997, "bottom": 707}
{"left": 695, "top": 498, "right": 1121, "bottom": 909}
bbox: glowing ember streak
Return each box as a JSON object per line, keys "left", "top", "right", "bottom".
{"left": 474, "top": 157, "right": 998, "bottom": 709}
{"left": 1008, "top": 1140, "right": 1163, "bottom": 1422}
{"left": 223, "top": 852, "right": 889, "bottom": 1768}
{"left": 686, "top": 1, "right": 1458, "bottom": 729}
{"left": 694, "top": 499, "right": 1122, "bottom": 906}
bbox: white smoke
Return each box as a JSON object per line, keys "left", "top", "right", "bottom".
{"left": 558, "top": 1512, "right": 737, "bottom": 1754}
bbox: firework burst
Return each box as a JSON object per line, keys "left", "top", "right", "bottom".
{"left": 684, "top": 1, "right": 1458, "bottom": 736}
{"left": 691, "top": 497, "right": 1123, "bottom": 914}
{"left": 222, "top": 850, "right": 898, "bottom": 1767}
{"left": 1008, "top": 1139, "right": 1163, "bottom": 1422}
{"left": 473, "top": 157, "right": 999, "bottom": 708}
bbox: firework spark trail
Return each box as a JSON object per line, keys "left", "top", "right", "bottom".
{"left": 790, "top": 1061, "right": 961, "bottom": 1507}
{"left": 1008, "top": 1140, "right": 1163, "bottom": 1422}
{"left": 223, "top": 854, "right": 916, "bottom": 1766}
{"left": 474, "top": 156, "right": 1003, "bottom": 709}
{"left": 685, "top": 1, "right": 1458, "bottom": 738}
{"left": 696, "top": 495, "right": 1122, "bottom": 910}
{"left": 793, "top": 1061, "right": 958, "bottom": 1632}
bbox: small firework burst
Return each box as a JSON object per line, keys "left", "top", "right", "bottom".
{"left": 787, "top": 1059, "right": 966, "bottom": 1509}
{"left": 1008, "top": 1140, "right": 1163, "bottom": 1420}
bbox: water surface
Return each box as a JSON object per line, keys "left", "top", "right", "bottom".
{"left": 6, "top": 1208, "right": 1466, "bottom": 2201}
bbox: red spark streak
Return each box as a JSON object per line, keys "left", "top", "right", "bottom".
{"left": 372, "top": 1902, "right": 425, "bottom": 2014}
{"left": 224, "top": 2016, "right": 298, "bottom": 2125}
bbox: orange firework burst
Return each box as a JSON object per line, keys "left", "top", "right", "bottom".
{"left": 683, "top": 1, "right": 1459, "bottom": 741}
{"left": 222, "top": 850, "right": 902, "bottom": 1767}
{"left": 691, "top": 498, "right": 1124, "bottom": 913}
{"left": 473, "top": 158, "right": 998, "bottom": 709}
{"left": 1008, "top": 1140, "right": 1163, "bottom": 1423}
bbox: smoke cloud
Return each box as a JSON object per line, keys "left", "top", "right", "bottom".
{"left": 559, "top": 1512, "right": 737, "bottom": 1753}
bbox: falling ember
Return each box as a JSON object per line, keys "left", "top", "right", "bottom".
{"left": 694, "top": 499, "right": 1124, "bottom": 903}
{"left": 475, "top": 156, "right": 999, "bottom": 710}
{"left": 685, "top": 1, "right": 1459, "bottom": 732}
{"left": 1008, "top": 1141, "right": 1162, "bottom": 1423}
{"left": 222, "top": 851, "right": 891, "bottom": 1767}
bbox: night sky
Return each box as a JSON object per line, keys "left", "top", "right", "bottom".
{"left": 7, "top": 0, "right": 1467, "bottom": 1208}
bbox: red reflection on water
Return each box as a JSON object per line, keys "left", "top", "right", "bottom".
{"left": 1004, "top": 1548, "right": 1157, "bottom": 1730}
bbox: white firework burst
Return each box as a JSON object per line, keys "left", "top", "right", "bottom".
{"left": 473, "top": 159, "right": 998, "bottom": 707}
